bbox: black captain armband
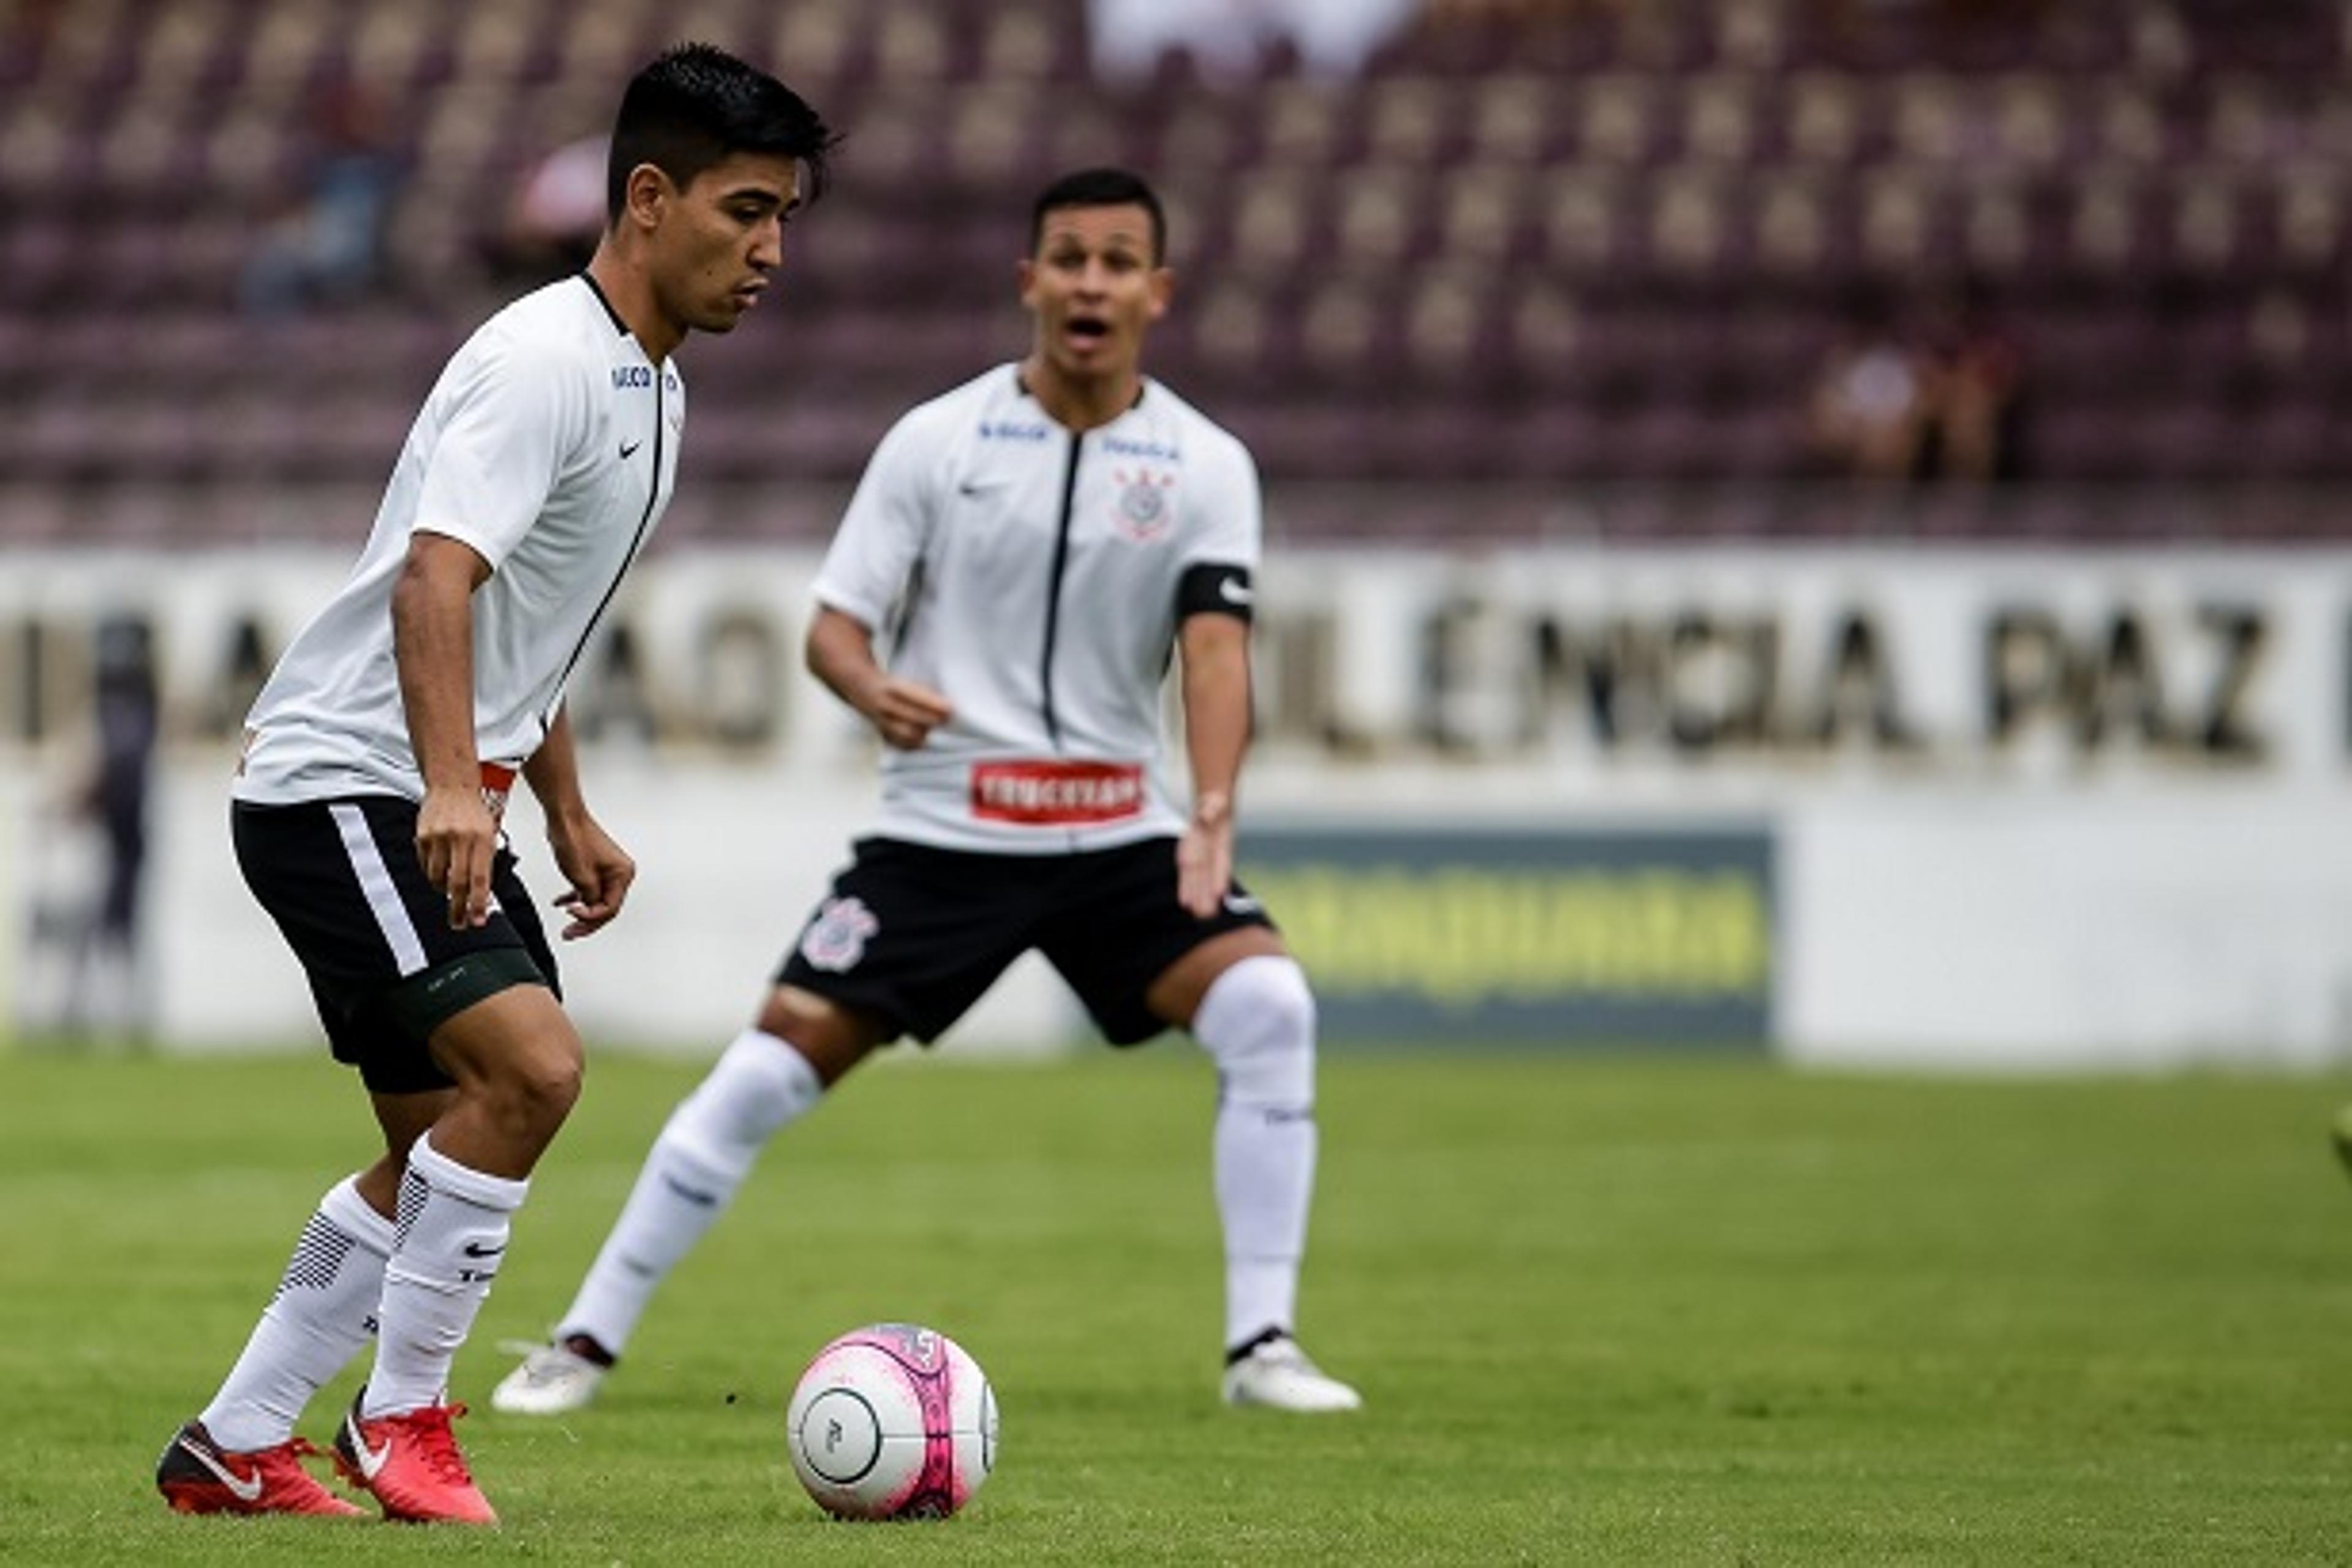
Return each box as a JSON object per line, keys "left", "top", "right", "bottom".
{"left": 1177, "top": 563, "right": 1254, "bottom": 622}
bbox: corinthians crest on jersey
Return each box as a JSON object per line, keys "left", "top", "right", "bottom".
{"left": 1112, "top": 468, "right": 1176, "bottom": 540}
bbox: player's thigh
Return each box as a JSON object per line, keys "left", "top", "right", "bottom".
{"left": 1037, "top": 839, "right": 1281, "bottom": 1046}
{"left": 234, "top": 796, "right": 559, "bottom": 1095}
{"left": 1141, "top": 924, "right": 1291, "bottom": 1030}
{"left": 772, "top": 839, "right": 1040, "bottom": 1047}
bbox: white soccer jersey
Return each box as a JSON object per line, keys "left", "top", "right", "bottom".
{"left": 236, "top": 276, "right": 684, "bottom": 804}
{"left": 812, "top": 364, "right": 1262, "bottom": 853}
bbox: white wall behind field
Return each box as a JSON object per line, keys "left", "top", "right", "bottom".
{"left": 10, "top": 543, "right": 2352, "bottom": 1069}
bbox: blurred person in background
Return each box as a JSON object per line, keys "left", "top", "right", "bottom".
{"left": 1090, "top": 0, "right": 1420, "bottom": 81}
{"left": 61, "top": 616, "right": 159, "bottom": 1041}
{"left": 156, "top": 44, "right": 835, "bottom": 1525}
{"left": 1917, "top": 274, "right": 2030, "bottom": 483}
{"left": 238, "top": 78, "right": 406, "bottom": 320}
{"left": 494, "top": 168, "right": 1362, "bottom": 1421}
{"left": 481, "top": 133, "right": 612, "bottom": 290}
{"left": 1804, "top": 285, "right": 1932, "bottom": 481}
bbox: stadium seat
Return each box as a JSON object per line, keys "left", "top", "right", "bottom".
{"left": 7, "top": 0, "right": 2352, "bottom": 539}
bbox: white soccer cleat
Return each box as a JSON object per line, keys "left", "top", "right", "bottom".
{"left": 1221, "top": 1334, "right": 1363, "bottom": 1413}
{"left": 489, "top": 1338, "right": 610, "bottom": 1415}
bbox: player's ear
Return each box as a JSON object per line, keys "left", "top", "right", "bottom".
{"left": 1147, "top": 263, "right": 1174, "bottom": 321}
{"left": 622, "top": 162, "right": 671, "bottom": 233}
{"left": 1016, "top": 257, "right": 1039, "bottom": 307}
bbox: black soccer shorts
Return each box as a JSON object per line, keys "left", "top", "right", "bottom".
{"left": 232, "top": 796, "right": 559, "bottom": 1093}
{"left": 775, "top": 836, "right": 1276, "bottom": 1047}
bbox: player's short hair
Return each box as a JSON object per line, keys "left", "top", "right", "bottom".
{"left": 606, "top": 42, "right": 837, "bottom": 224}
{"left": 1029, "top": 168, "right": 1167, "bottom": 264}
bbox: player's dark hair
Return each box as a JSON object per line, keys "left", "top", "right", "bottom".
{"left": 1030, "top": 168, "right": 1167, "bottom": 264}
{"left": 606, "top": 42, "right": 837, "bottom": 224}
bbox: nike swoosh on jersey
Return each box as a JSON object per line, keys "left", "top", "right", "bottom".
{"left": 619, "top": 439, "right": 642, "bottom": 460}
{"left": 179, "top": 1438, "right": 265, "bottom": 1501}
{"left": 958, "top": 476, "right": 1016, "bottom": 497}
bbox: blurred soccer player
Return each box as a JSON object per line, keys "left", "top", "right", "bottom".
{"left": 496, "top": 168, "right": 1362, "bottom": 1419}
{"left": 154, "top": 45, "right": 833, "bottom": 1525}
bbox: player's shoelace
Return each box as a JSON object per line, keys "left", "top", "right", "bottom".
{"left": 280, "top": 1434, "right": 332, "bottom": 1467}
{"left": 402, "top": 1404, "right": 476, "bottom": 1487}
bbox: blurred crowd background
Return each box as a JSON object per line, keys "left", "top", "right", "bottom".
{"left": 5, "top": 0, "right": 2347, "bottom": 546}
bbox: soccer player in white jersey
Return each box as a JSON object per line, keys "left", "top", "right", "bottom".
{"left": 153, "top": 46, "right": 834, "bottom": 1525}
{"left": 495, "top": 168, "right": 1360, "bottom": 1419}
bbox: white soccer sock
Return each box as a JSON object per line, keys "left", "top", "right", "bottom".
{"left": 363, "top": 1131, "right": 528, "bottom": 1420}
{"left": 1193, "top": 956, "right": 1321, "bottom": 1352}
{"left": 557, "top": 1030, "right": 824, "bottom": 1357}
{"left": 199, "top": 1175, "right": 393, "bottom": 1451}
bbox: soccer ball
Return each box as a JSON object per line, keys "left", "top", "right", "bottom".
{"left": 785, "top": 1322, "right": 998, "bottom": 1520}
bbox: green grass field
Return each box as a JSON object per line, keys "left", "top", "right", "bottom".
{"left": 2, "top": 1046, "right": 2350, "bottom": 1565}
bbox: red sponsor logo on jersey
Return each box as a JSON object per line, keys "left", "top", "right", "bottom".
{"left": 970, "top": 761, "right": 1146, "bottom": 825}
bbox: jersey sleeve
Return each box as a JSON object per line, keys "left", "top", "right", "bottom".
{"left": 410, "top": 333, "right": 594, "bottom": 572}
{"left": 812, "top": 409, "right": 941, "bottom": 630}
{"left": 1181, "top": 433, "right": 1263, "bottom": 573}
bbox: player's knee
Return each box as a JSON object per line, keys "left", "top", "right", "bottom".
{"left": 480, "top": 1038, "right": 583, "bottom": 1140}
{"left": 1194, "top": 955, "right": 1317, "bottom": 1110}
{"left": 756, "top": 986, "right": 882, "bottom": 1087}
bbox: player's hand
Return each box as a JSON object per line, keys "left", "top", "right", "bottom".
{"left": 865, "top": 677, "right": 954, "bottom": 751}
{"left": 1176, "top": 803, "right": 1235, "bottom": 921}
{"left": 547, "top": 810, "right": 636, "bottom": 940}
{"left": 416, "top": 784, "right": 499, "bottom": 930}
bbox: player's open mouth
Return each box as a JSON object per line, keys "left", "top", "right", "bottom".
{"left": 1065, "top": 315, "right": 1109, "bottom": 346}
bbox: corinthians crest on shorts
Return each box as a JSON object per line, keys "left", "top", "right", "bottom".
{"left": 799, "top": 895, "right": 880, "bottom": 971}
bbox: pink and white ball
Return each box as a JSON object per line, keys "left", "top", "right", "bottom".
{"left": 785, "top": 1323, "right": 998, "bottom": 1520}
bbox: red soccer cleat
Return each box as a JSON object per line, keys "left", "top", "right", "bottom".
{"left": 155, "top": 1419, "right": 367, "bottom": 1517}
{"left": 331, "top": 1396, "right": 498, "bottom": 1525}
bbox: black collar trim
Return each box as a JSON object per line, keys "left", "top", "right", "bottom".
{"left": 578, "top": 272, "right": 630, "bottom": 339}
{"left": 1011, "top": 367, "right": 1150, "bottom": 415}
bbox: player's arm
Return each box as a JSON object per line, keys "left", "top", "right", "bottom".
{"left": 401, "top": 334, "right": 592, "bottom": 930}
{"left": 1174, "top": 575, "right": 1254, "bottom": 919}
{"left": 393, "top": 532, "right": 498, "bottom": 930}
{"left": 806, "top": 606, "right": 953, "bottom": 751}
{"left": 808, "top": 406, "right": 953, "bottom": 750}
{"left": 522, "top": 703, "right": 635, "bottom": 940}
